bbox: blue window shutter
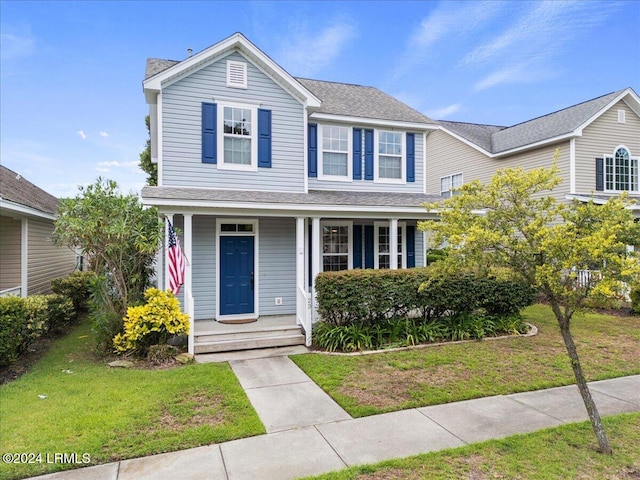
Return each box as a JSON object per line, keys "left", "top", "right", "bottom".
{"left": 595, "top": 157, "right": 604, "bottom": 191}
{"left": 202, "top": 102, "right": 217, "bottom": 164}
{"left": 353, "top": 128, "right": 362, "bottom": 180}
{"left": 364, "top": 129, "right": 374, "bottom": 181}
{"left": 353, "top": 225, "right": 363, "bottom": 268}
{"left": 406, "top": 133, "right": 415, "bottom": 183}
{"left": 407, "top": 225, "right": 416, "bottom": 268}
{"left": 364, "top": 225, "right": 374, "bottom": 268}
{"left": 258, "top": 108, "right": 272, "bottom": 168}
{"left": 308, "top": 123, "right": 318, "bottom": 178}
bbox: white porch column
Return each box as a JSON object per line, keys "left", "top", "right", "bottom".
{"left": 183, "top": 213, "right": 194, "bottom": 355}
{"left": 164, "top": 214, "right": 173, "bottom": 291}
{"left": 390, "top": 218, "right": 399, "bottom": 270}
{"left": 311, "top": 217, "right": 321, "bottom": 321}
{"left": 296, "top": 217, "right": 305, "bottom": 290}
{"left": 21, "top": 218, "right": 28, "bottom": 297}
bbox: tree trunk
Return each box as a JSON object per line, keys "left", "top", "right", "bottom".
{"left": 550, "top": 302, "right": 613, "bottom": 454}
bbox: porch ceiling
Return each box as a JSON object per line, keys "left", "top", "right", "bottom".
{"left": 142, "top": 187, "right": 443, "bottom": 218}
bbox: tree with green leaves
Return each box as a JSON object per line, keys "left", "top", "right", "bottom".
{"left": 420, "top": 158, "right": 640, "bottom": 454}
{"left": 139, "top": 115, "right": 157, "bottom": 186}
{"left": 53, "top": 179, "right": 163, "bottom": 318}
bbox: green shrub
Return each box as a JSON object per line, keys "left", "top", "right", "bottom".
{"left": 91, "top": 310, "right": 123, "bottom": 354}
{"left": 147, "top": 344, "right": 181, "bottom": 365}
{"left": 631, "top": 284, "right": 640, "bottom": 315}
{"left": 113, "top": 288, "right": 190, "bottom": 356}
{"left": 51, "top": 271, "right": 95, "bottom": 314}
{"left": 44, "top": 294, "right": 75, "bottom": 333}
{"left": 0, "top": 297, "right": 27, "bottom": 367}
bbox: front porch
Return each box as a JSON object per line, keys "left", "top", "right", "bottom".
{"left": 193, "top": 314, "right": 306, "bottom": 354}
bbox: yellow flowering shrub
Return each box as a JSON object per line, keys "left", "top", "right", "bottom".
{"left": 113, "top": 288, "right": 189, "bottom": 355}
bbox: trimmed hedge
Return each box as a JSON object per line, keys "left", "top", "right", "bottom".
{"left": 0, "top": 294, "right": 75, "bottom": 367}
{"left": 51, "top": 271, "right": 95, "bottom": 315}
{"left": 631, "top": 284, "right": 640, "bottom": 315}
{"left": 315, "top": 268, "right": 535, "bottom": 327}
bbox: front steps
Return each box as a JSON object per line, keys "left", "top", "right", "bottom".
{"left": 195, "top": 324, "right": 306, "bottom": 354}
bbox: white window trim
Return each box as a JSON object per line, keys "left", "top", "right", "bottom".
{"left": 217, "top": 101, "right": 258, "bottom": 172}
{"left": 374, "top": 130, "right": 406, "bottom": 184}
{"left": 320, "top": 221, "right": 353, "bottom": 272}
{"left": 603, "top": 145, "right": 639, "bottom": 193}
{"left": 374, "top": 221, "right": 406, "bottom": 269}
{"left": 215, "top": 218, "right": 259, "bottom": 321}
{"left": 226, "top": 60, "right": 247, "bottom": 89}
{"left": 440, "top": 172, "right": 464, "bottom": 197}
{"left": 318, "top": 124, "right": 353, "bottom": 182}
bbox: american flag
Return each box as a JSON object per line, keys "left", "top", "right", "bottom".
{"left": 167, "top": 219, "right": 185, "bottom": 295}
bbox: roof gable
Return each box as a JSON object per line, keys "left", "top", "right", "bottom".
{"left": 143, "top": 33, "right": 321, "bottom": 108}
{"left": 0, "top": 165, "right": 59, "bottom": 215}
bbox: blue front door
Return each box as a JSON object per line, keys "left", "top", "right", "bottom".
{"left": 220, "top": 236, "right": 255, "bottom": 315}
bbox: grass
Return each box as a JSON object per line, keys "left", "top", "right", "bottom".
{"left": 302, "top": 413, "right": 640, "bottom": 479}
{"left": 0, "top": 317, "right": 265, "bottom": 480}
{"left": 290, "top": 304, "right": 640, "bottom": 417}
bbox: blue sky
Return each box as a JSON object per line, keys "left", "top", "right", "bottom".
{"left": 1, "top": 0, "right": 639, "bottom": 198}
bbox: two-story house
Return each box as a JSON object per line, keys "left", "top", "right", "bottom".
{"left": 142, "top": 33, "right": 441, "bottom": 354}
{"left": 426, "top": 88, "right": 640, "bottom": 218}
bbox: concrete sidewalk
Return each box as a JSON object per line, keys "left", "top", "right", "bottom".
{"left": 29, "top": 360, "right": 640, "bottom": 480}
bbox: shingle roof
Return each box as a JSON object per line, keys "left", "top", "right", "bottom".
{"left": 491, "top": 89, "right": 625, "bottom": 153}
{"left": 142, "top": 186, "right": 441, "bottom": 209}
{"left": 296, "top": 78, "right": 436, "bottom": 125}
{"left": 0, "top": 165, "right": 59, "bottom": 215}
{"left": 144, "top": 58, "right": 436, "bottom": 125}
{"left": 437, "top": 121, "right": 505, "bottom": 152}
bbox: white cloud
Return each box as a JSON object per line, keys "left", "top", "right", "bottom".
{"left": 99, "top": 131, "right": 109, "bottom": 138}
{"left": 77, "top": 130, "right": 87, "bottom": 140}
{"left": 95, "top": 160, "right": 139, "bottom": 174}
{"left": 0, "top": 25, "right": 36, "bottom": 61}
{"left": 275, "top": 21, "right": 356, "bottom": 76}
{"left": 426, "top": 103, "right": 462, "bottom": 119}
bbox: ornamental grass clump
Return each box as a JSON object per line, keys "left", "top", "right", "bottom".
{"left": 113, "top": 288, "right": 189, "bottom": 356}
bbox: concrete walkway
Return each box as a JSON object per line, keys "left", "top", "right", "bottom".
{"left": 29, "top": 357, "right": 640, "bottom": 480}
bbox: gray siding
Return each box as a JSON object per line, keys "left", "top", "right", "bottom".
{"left": 161, "top": 52, "right": 305, "bottom": 192}
{"left": 27, "top": 218, "right": 76, "bottom": 295}
{"left": 309, "top": 129, "right": 425, "bottom": 193}
{"left": 575, "top": 100, "right": 640, "bottom": 193}
{"left": 424, "top": 130, "right": 571, "bottom": 203}
{"left": 0, "top": 215, "right": 21, "bottom": 291}
{"left": 258, "top": 217, "right": 296, "bottom": 315}
{"left": 192, "top": 216, "right": 216, "bottom": 319}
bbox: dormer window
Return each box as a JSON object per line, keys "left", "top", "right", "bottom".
{"left": 227, "top": 60, "right": 247, "bottom": 89}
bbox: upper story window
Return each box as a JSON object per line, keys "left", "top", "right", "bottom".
{"left": 219, "top": 104, "right": 256, "bottom": 170}
{"left": 605, "top": 147, "right": 638, "bottom": 192}
{"left": 441, "top": 173, "right": 463, "bottom": 198}
{"left": 376, "top": 131, "right": 404, "bottom": 182}
{"left": 320, "top": 125, "right": 351, "bottom": 180}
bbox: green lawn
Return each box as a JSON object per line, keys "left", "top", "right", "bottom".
{"left": 303, "top": 413, "right": 640, "bottom": 480}
{"left": 0, "top": 318, "right": 264, "bottom": 480}
{"left": 291, "top": 304, "right": 640, "bottom": 417}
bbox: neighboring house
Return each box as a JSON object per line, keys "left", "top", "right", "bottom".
{"left": 426, "top": 88, "right": 640, "bottom": 218}
{"left": 0, "top": 165, "right": 78, "bottom": 297}
{"left": 141, "top": 33, "right": 441, "bottom": 353}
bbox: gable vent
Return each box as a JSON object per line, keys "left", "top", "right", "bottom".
{"left": 618, "top": 109, "right": 626, "bottom": 123}
{"left": 227, "top": 60, "right": 247, "bottom": 89}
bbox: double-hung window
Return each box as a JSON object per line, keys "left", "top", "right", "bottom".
{"left": 605, "top": 147, "right": 638, "bottom": 192}
{"left": 320, "top": 125, "right": 350, "bottom": 179}
{"left": 376, "top": 131, "right": 404, "bottom": 182}
{"left": 374, "top": 222, "right": 406, "bottom": 269}
{"left": 321, "top": 222, "right": 352, "bottom": 271}
{"left": 218, "top": 102, "right": 258, "bottom": 171}
{"left": 440, "top": 173, "right": 463, "bottom": 198}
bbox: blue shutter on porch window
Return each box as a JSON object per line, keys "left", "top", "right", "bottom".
{"left": 595, "top": 157, "right": 604, "bottom": 191}
{"left": 353, "top": 225, "right": 363, "bottom": 268}
{"left": 353, "top": 128, "right": 362, "bottom": 180}
{"left": 308, "top": 123, "right": 318, "bottom": 178}
{"left": 257, "top": 108, "right": 272, "bottom": 168}
{"left": 202, "top": 102, "right": 217, "bottom": 164}
{"left": 407, "top": 225, "right": 416, "bottom": 268}
{"left": 364, "top": 129, "right": 374, "bottom": 181}
{"left": 406, "top": 133, "right": 415, "bottom": 183}
{"left": 364, "top": 225, "right": 374, "bottom": 268}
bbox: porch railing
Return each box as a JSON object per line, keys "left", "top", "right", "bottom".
{"left": 297, "top": 285, "right": 312, "bottom": 346}
{"left": 0, "top": 286, "right": 21, "bottom": 297}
